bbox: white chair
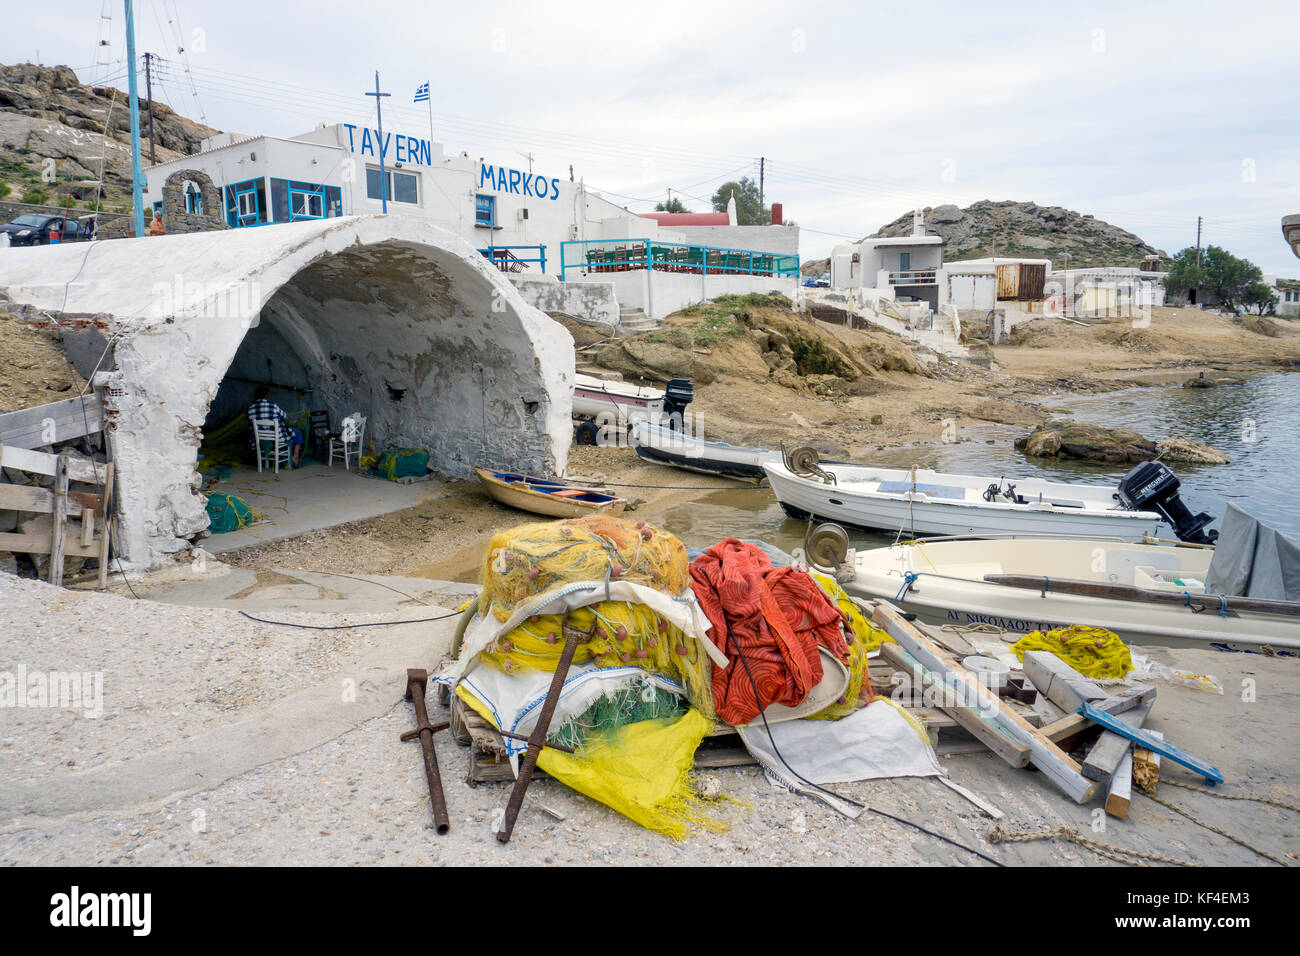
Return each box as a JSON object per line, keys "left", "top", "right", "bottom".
{"left": 252, "top": 420, "right": 291, "bottom": 474}
{"left": 329, "top": 414, "right": 365, "bottom": 470}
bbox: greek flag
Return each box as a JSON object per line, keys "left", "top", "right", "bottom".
{"left": 414, "top": 82, "right": 430, "bottom": 103}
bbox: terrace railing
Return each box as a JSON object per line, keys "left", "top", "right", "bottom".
{"left": 478, "top": 244, "right": 548, "bottom": 274}
{"left": 559, "top": 238, "right": 799, "bottom": 282}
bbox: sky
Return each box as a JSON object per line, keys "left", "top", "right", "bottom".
{"left": 7, "top": 0, "right": 1300, "bottom": 273}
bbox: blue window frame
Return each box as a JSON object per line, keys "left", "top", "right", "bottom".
{"left": 475, "top": 194, "right": 495, "bottom": 227}
{"left": 224, "top": 178, "right": 267, "bottom": 227}
{"left": 270, "top": 179, "right": 338, "bottom": 223}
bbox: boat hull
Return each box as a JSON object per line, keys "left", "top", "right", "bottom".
{"left": 845, "top": 539, "right": 1299, "bottom": 652}
{"left": 474, "top": 468, "right": 626, "bottom": 519}
{"left": 632, "top": 421, "right": 773, "bottom": 482}
{"left": 764, "top": 463, "right": 1161, "bottom": 541}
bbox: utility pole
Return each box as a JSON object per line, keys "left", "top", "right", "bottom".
{"left": 759, "top": 156, "right": 765, "bottom": 208}
{"left": 365, "top": 71, "right": 391, "bottom": 213}
{"left": 1195, "top": 215, "right": 1203, "bottom": 305}
{"left": 666, "top": 187, "right": 672, "bottom": 210}
{"left": 143, "top": 51, "right": 156, "bottom": 165}
{"left": 124, "top": 0, "right": 145, "bottom": 237}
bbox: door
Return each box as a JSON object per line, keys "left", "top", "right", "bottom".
{"left": 899, "top": 252, "right": 911, "bottom": 273}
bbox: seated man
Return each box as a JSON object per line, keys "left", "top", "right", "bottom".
{"left": 246, "top": 386, "right": 303, "bottom": 466}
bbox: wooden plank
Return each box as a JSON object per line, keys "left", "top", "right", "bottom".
{"left": 97, "top": 463, "right": 113, "bottom": 589}
{"left": 48, "top": 454, "right": 68, "bottom": 587}
{"left": 1082, "top": 701, "right": 1153, "bottom": 786}
{"left": 0, "top": 395, "right": 103, "bottom": 450}
{"left": 81, "top": 508, "right": 95, "bottom": 547}
{"left": 874, "top": 602, "right": 1096, "bottom": 803}
{"left": 1022, "top": 650, "right": 1108, "bottom": 714}
{"left": 1109, "top": 730, "right": 1164, "bottom": 818}
{"left": 1133, "top": 735, "right": 1163, "bottom": 795}
{"left": 1038, "top": 686, "right": 1156, "bottom": 742}
{"left": 986, "top": 572, "right": 1300, "bottom": 618}
{"left": 0, "top": 530, "right": 52, "bottom": 554}
{"left": 1078, "top": 701, "right": 1222, "bottom": 784}
{"left": 0, "top": 483, "right": 54, "bottom": 513}
{"left": 0, "top": 443, "right": 110, "bottom": 483}
{"left": 881, "top": 635, "right": 1031, "bottom": 768}
{"left": 1106, "top": 750, "right": 1134, "bottom": 819}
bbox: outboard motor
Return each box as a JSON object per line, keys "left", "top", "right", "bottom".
{"left": 661, "top": 378, "right": 694, "bottom": 431}
{"left": 1115, "top": 461, "right": 1218, "bottom": 544}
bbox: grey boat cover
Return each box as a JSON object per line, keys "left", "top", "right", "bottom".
{"left": 1203, "top": 503, "right": 1300, "bottom": 601}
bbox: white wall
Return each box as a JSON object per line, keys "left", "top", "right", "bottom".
{"left": 571, "top": 271, "right": 796, "bottom": 320}
{"left": 663, "top": 224, "right": 799, "bottom": 258}
{"left": 0, "top": 216, "right": 574, "bottom": 567}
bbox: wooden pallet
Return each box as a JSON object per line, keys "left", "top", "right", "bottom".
{"left": 448, "top": 695, "right": 755, "bottom": 784}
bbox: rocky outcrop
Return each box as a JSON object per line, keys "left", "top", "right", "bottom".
{"left": 870, "top": 200, "right": 1165, "bottom": 269}
{"left": 0, "top": 63, "right": 219, "bottom": 209}
{"left": 1157, "top": 436, "right": 1230, "bottom": 464}
{"left": 1015, "top": 419, "right": 1158, "bottom": 462}
{"left": 1183, "top": 372, "right": 1245, "bottom": 388}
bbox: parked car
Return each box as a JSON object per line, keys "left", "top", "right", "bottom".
{"left": 1, "top": 213, "right": 92, "bottom": 246}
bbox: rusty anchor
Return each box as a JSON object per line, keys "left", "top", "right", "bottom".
{"left": 401, "top": 668, "right": 451, "bottom": 835}
{"left": 495, "top": 610, "right": 594, "bottom": 844}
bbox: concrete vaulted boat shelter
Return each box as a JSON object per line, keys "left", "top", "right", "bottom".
{"left": 0, "top": 215, "right": 575, "bottom": 566}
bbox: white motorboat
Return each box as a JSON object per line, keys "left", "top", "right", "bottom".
{"left": 571, "top": 374, "right": 694, "bottom": 433}
{"left": 841, "top": 533, "right": 1300, "bottom": 652}
{"left": 631, "top": 419, "right": 775, "bottom": 482}
{"left": 763, "top": 450, "right": 1165, "bottom": 542}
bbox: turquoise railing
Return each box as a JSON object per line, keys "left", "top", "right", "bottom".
{"left": 559, "top": 238, "right": 798, "bottom": 281}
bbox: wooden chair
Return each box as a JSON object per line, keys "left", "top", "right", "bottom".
{"left": 252, "top": 420, "right": 291, "bottom": 474}
{"left": 309, "top": 409, "right": 334, "bottom": 457}
{"left": 329, "top": 415, "right": 366, "bottom": 470}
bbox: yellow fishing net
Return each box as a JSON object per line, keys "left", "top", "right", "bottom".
{"left": 479, "top": 601, "right": 715, "bottom": 718}
{"left": 1010, "top": 624, "right": 1134, "bottom": 680}
{"left": 481, "top": 514, "right": 691, "bottom": 614}
{"left": 806, "top": 572, "right": 889, "bottom": 720}
{"left": 457, "top": 687, "right": 729, "bottom": 840}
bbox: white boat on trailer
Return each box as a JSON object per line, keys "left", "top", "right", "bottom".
{"left": 571, "top": 374, "right": 694, "bottom": 444}
{"left": 763, "top": 447, "right": 1171, "bottom": 542}
{"left": 838, "top": 530, "right": 1300, "bottom": 652}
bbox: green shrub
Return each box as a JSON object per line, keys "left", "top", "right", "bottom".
{"left": 21, "top": 186, "right": 49, "bottom": 205}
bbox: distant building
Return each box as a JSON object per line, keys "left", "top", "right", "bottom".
{"left": 829, "top": 212, "right": 945, "bottom": 310}
{"left": 142, "top": 124, "right": 798, "bottom": 319}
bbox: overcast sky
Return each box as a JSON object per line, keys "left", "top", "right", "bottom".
{"left": 8, "top": 1, "right": 1300, "bottom": 272}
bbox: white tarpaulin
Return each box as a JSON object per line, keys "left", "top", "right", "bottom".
{"left": 737, "top": 699, "right": 944, "bottom": 818}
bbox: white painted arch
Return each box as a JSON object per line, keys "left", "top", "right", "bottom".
{"left": 0, "top": 215, "right": 574, "bottom": 566}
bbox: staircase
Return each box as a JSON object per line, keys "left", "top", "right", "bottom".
{"left": 617, "top": 307, "right": 659, "bottom": 336}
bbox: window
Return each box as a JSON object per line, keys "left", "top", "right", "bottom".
{"left": 475, "top": 194, "right": 495, "bottom": 227}
{"left": 183, "top": 182, "right": 203, "bottom": 215}
{"left": 365, "top": 166, "right": 419, "bottom": 205}
{"left": 224, "top": 179, "right": 267, "bottom": 227}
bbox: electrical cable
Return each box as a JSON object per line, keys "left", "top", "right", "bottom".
{"left": 727, "top": 631, "right": 1004, "bottom": 866}
{"left": 237, "top": 608, "right": 461, "bottom": 630}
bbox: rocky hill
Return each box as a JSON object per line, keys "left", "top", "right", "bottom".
{"left": 0, "top": 63, "right": 218, "bottom": 212}
{"left": 803, "top": 200, "right": 1165, "bottom": 275}
{"left": 874, "top": 200, "right": 1164, "bottom": 268}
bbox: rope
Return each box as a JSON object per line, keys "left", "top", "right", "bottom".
{"left": 1139, "top": 792, "right": 1290, "bottom": 866}
{"left": 987, "top": 824, "right": 1199, "bottom": 867}
{"left": 893, "top": 571, "right": 918, "bottom": 603}
{"left": 1161, "top": 779, "right": 1300, "bottom": 814}
{"left": 940, "top": 622, "right": 1008, "bottom": 636}
{"left": 567, "top": 480, "right": 769, "bottom": 491}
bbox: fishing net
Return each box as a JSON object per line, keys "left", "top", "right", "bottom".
{"left": 371, "top": 447, "right": 429, "bottom": 481}
{"left": 548, "top": 674, "right": 686, "bottom": 752}
{"left": 1010, "top": 624, "right": 1134, "bottom": 680}
{"left": 458, "top": 686, "right": 729, "bottom": 841}
{"left": 480, "top": 514, "right": 691, "bottom": 615}
{"left": 478, "top": 600, "right": 715, "bottom": 717}
{"left": 204, "top": 492, "right": 264, "bottom": 534}
{"left": 806, "top": 571, "right": 885, "bottom": 720}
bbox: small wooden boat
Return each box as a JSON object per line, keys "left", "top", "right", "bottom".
{"left": 474, "top": 467, "right": 626, "bottom": 519}
{"left": 631, "top": 419, "right": 775, "bottom": 482}
{"left": 764, "top": 448, "right": 1163, "bottom": 542}
{"left": 842, "top": 534, "right": 1300, "bottom": 652}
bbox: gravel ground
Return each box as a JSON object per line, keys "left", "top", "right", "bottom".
{"left": 2, "top": 568, "right": 1297, "bottom": 866}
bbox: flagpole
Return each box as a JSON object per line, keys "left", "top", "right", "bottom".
{"left": 425, "top": 80, "right": 434, "bottom": 157}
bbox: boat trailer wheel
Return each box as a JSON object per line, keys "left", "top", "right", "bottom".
{"left": 574, "top": 421, "right": 600, "bottom": 446}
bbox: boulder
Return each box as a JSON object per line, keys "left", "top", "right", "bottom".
{"left": 1157, "top": 436, "right": 1230, "bottom": 465}
{"left": 1015, "top": 419, "right": 1158, "bottom": 462}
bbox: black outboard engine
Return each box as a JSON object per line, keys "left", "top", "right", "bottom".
{"left": 1115, "top": 461, "right": 1218, "bottom": 544}
{"left": 661, "top": 378, "right": 694, "bottom": 431}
